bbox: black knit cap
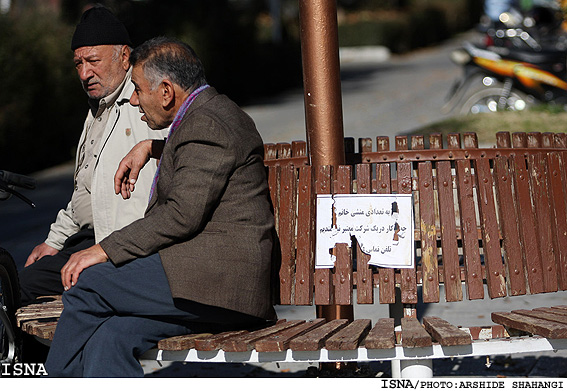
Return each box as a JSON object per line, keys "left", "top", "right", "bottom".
{"left": 71, "top": 5, "right": 132, "bottom": 51}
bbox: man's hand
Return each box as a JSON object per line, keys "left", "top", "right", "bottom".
{"left": 114, "top": 139, "right": 153, "bottom": 199}
{"left": 114, "top": 139, "right": 165, "bottom": 199}
{"left": 61, "top": 244, "right": 108, "bottom": 291}
{"left": 25, "top": 243, "right": 59, "bottom": 267}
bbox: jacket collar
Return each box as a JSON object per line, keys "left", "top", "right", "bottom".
{"left": 183, "top": 86, "right": 218, "bottom": 116}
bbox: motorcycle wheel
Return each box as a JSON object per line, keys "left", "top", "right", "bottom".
{"left": 458, "top": 84, "right": 533, "bottom": 115}
{"left": 0, "top": 248, "right": 21, "bottom": 365}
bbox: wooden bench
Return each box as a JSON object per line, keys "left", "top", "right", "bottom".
{"left": 16, "top": 131, "right": 567, "bottom": 377}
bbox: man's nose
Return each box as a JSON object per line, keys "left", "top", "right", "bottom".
{"left": 78, "top": 64, "right": 93, "bottom": 81}
{"left": 130, "top": 91, "right": 139, "bottom": 106}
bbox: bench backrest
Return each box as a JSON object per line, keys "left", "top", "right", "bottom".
{"left": 263, "top": 132, "right": 567, "bottom": 308}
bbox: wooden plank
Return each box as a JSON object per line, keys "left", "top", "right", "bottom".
{"left": 527, "top": 132, "right": 542, "bottom": 148}
{"left": 334, "top": 166, "right": 353, "bottom": 305}
{"left": 493, "top": 156, "right": 527, "bottom": 296}
{"left": 22, "top": 320, "right": 58, "bottom": 340}
{"left": 193, "top": 330, "right": 249, "bottom": 351}
{"left": 221, "top": 320, "right": 305, "bottom": 352}
{"left": 264, "top": 143, "right": 278, "bottom": 161}
{"left": 511, "top": 153, "right": 544, "bottom": 294}
{"left": 291, "top": 140, "right": 307, "bottom": 157}
{"left": 496, "top": 132, "right": 512, "bottom": 148}
{"left": 375, "top": 136, "right": 396, "bottom": 304}
{"left": 455, "top": 159, "right": 484, "bottom": 300}
{"left": 289, "top": 319, "right": 349, "bottom": 351}
{"left": 463, "top": 133, "right": 479, "bottom": 149}
{"left": 542, "top": 132, "right": 554, "bottom": 148}
{"left": 512, "top": 309, "right": 567, "bottom": 326}
{"left": 295, "top": 165, "right": 314, "bottom": 304}
{"left": 16, "top": 300, "right": 64, "bottom": 314}
{"left": 355, "top": 163, "right": 374, "bottom": 304}
{"left": 325, "top": 319, "right": 371, "bottom": 350}
{"left": 157, "top": 333, "right": 213, "bottom": 351}
{"left": 397, "top": 157, "right": 418, "bottom": 304}
{"left": 358, "top": 137, "right": 372, "bottom": 154}
{"left": 16, "top": 309, "right": 63, "bottom": 327}
{"left": 267, "top": 165, "right": 280, "bottom": 229}
{"left": 278, "top": 164, "right": 296, "bottom": 304}
{"left": 411, "top": 135, "right": 425, "bottom": 150}
{"left": 533, "top": 307, "right": 567, "bottom": 317}
{"left": 528, "top": 153, "right": 558, "bottom": 292}
{"left": 334, "top": 243, "right": 353, "bottom": 305}
{"left": 417, "top": 161, "right": 439, "bottom": 303}
{"left": 255, "top": 319, "right": 326, "bottom": 352}
{"left": 473, "top": 157, "right": 506, "bottom": 298}
{"left": 436, "top": 160, "right": 463, "bottom": 302}
{"left": 376, "top": 135, "right": 390, "bottom": 154}
{"left": 429, "top": 134, "right": 443, "bottom": 150}
{"left": 364, "top": 318, "right": 396, "bottom": 349}
{"left": 314, "top": 165, "right": 333, "bottom": 305}
{"left": 16, "top": 299, "right": 64, "bottom": 327}
{"left": 512, "top": 132, "right": 528, "bottom": 148}
{"left": 277, "top": 142, "right": 292, "bottom": 158}
{"left": 401, "top": 318, "right": 432, "bottom": 348}
{"left": 546, "top": 152, "right": 567, "bottom": 290}
{"left": 447, "top": 133, "right": 461, "bottom": 149}
{"left": 422, "top": 316, "right": 471, "bottom": 346}
{"left": 554, "top": 133, "right": 567, "bottom": 148}
{"left": 491, "top": 312, "right": 567, "bottom": 339}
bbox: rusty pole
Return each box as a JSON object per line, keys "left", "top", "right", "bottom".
{"left": 299, "top": 0, "right": 345, "bottom": 170}
{"left": 298, "top": 1, "right": 352, "bottom": 326}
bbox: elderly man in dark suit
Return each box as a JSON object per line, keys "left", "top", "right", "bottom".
{"left": 44, "top": 37, "right": 276, "bottom": 377}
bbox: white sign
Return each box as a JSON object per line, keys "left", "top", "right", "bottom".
{"left": 316, "top": 194, "right": 414, "bottom": 269}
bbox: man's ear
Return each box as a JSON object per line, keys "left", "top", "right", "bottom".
{"left": 161, "top": 80, "right": 175, "bottom": 108}
{"left": 120, "top": 45, "right": 131, "bottom": 71}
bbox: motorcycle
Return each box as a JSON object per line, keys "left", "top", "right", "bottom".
{"left": 444, "top": 9, "right": 567, "bottom": 115}
{"left": 0, "top": 170, "right": 36, "bottom": 367}
{"left": 480, "top": 4, "right": 567, "bottom": 51}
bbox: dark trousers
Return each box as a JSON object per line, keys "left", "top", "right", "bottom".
{"left": 44, "top": 253, "right": 261, "bottom": 377}
{"left": 19, "top": 229, "right": 95, "bottom": 306}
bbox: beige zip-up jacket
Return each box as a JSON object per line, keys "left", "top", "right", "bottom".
{"left": 45, "top": 70, "right": 167, "bottom": 249}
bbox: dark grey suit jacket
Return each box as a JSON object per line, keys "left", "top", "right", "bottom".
{"left": 100, "top": 87, "right": 276, "bottom": 320}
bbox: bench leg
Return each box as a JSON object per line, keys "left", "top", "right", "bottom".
{"left": 392, "top": 359, "right": 433, "bottom": 378}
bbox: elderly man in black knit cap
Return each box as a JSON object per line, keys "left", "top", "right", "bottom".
{"left": 18, "top": 5, "right": 167, "bottom": 306}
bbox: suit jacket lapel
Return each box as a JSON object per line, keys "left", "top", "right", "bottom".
{"left": 146, "top": 87, "right": 218, "bottom": 214}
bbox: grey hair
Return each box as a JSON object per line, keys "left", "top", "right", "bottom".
{"left": 130, "top": 37, "right": 206, "bottom": 92}
{"left": 111, "top": 44, "right": 127, "bottom": 62}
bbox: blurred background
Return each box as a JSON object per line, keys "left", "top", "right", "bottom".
{"left": 4, "top": 1, "right": 567, "bottom": 377}
{"left": 0, "top": 0, "right": 482, "bottom": 175}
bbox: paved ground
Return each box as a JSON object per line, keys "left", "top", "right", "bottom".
{"left": 244, "top": 33, "right": 464, "bottom": 145}
{"left": 2, "top": 31, "right": 567, "bottom": 378}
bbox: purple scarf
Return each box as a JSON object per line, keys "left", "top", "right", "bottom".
{"left": 148, "top": 84, "right": 210, "bottom": 202}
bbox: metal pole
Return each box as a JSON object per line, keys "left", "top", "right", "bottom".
{"left": 299, "top": 0, "right": 345, "bottom": 170}
{"left": 298, "top": 0, "right": 351, "bottom": 372}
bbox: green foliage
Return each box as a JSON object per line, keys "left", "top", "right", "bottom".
{"left": 412, "top": 110, "right": 567, "bottom": 146}
{"left": 0, "top": 1, "right": 302, "bottom": 174}
{"left": 0, "top": 0, "right": 479, "bottom": 174}
{"left": 338, "top": 0, "right": 481, "bottom": 52}
{"left": 0, "top": 11, "right": 84, "bottom": 174}
{"left": 339, "top": 17, "right": 410, "bottom": 52}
